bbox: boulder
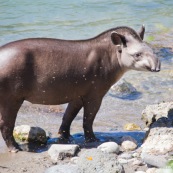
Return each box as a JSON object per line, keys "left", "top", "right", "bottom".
{"left": 97, "top": 142, "right": 120, "bottom": 154}
{"left": 48, "top": 144, "right": 79, "bottom": 161}
{"left": 44, "top": 164, "right": 79, "bottom": 173}
{"left": 142, "top": 118, "right": 173, "bottom": 155}
{"left": 77, "top": 149, "right": 124, "bottom": 173}
{"left": 142, "top": 102, "right": 173, "bottom": 126}
{"left": 13, "top": 125, "right": 47, "bottom": 143}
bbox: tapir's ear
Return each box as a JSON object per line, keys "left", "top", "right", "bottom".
{"left": 138, "top": 25, "right": 145, "bottom": 40}
{"left": 111, "top": 32, "right": 126, "bottom": 47}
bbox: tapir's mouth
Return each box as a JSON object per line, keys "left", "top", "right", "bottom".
{"left": 146, "top": 66, "right": 160, "bottom": 72}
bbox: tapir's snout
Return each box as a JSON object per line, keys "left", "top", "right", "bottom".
{"left": 150, "top": 57, "right": 161, "bottom": 72}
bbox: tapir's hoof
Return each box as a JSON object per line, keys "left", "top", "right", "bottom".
{"left": 8, "top": 144, "right": 22, "bottom": 153}
{"left": 85, "top": 137, "right": 100, "bottom": 143}
{"left": 8, "top": 147, "right": 21, "bottom": 153}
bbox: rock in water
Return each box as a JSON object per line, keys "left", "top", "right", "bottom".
{"left": 48, "top": 144, "right": 79, "bottom": 161}
{"left": 142, "top": 102, "right": 173, "bottom": 126}
{"left": 13, "top": 125, "right": 47, "bottom": 143}
{"left": 109, "top": 79, "right": 137, "bottom": 99}
{"left": 97, "top": 142, "right": 120, "bottom": 154}
{"left": 77, "top": 149, "right": 124, "bottom": 173}
{"left": 124, "top": 123, "right": 141, "bottom": 131}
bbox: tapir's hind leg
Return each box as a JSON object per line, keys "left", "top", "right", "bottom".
{"left": 0, "top": 99, "right": 23, "bottom": 152}
{"left": 58, "top": 99, "right": 83, "bottom": 139}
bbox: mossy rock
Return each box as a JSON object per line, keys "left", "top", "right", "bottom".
{"left": 13, "top": 125, "right": 47, "bottom": 144}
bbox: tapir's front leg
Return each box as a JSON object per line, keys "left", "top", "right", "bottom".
{"left": 0, "top": 99, "right": 23, "bottom": 152}
{"left": 58, "top": 99, "right": 83, "bottom": 139}
{"left": 83, "top": 97, "right": 102, "bottom": 142}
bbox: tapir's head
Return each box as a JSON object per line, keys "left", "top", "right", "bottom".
{"left": 111, "top": 26, "right": 160, "bottom": 72}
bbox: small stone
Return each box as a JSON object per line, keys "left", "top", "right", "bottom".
{"left": 121, "top": 141, "right": 137, "bottom": 151}
{"left": 71, "top": 157, "right": 79, "bottom": 164}
{"left": 132, "top": 159, "right": 143, "bottom": 166}
{"left": 119, "top": 153, "right": 133, "bottom": 159}
{"left": 132, "top": 152, "right": 141, "bottom": 158}
{"left": 118, "top": 158, "right": 128, "bottom": 165}
{"left": 146, "top": 168, "right": 159, "bottom": 173}
{"left": 97, "top": 142, "right": 119, "bottom": 154}
{"left": 124, "top": 123, "right": 141, "bottom": 131}
{"left": 48, "top": 144, "right": 79, "bottom": 161}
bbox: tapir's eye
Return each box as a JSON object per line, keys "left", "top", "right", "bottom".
{"left": 133, "top": 53, "right": 142, "bottom": 60}
{"left": 135, "top": 53, "right": 142, "bottom": 57}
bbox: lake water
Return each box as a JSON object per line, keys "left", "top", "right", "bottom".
{"left": 0, "top": 0, "right": 173, "bottom": 152}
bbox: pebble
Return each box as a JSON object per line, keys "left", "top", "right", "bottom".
{"left": 146, "top": 168, "right": 159, "bottom": 173}
{"left": 71, "top": 157, "right": 79, "bottom": 164}
{"left": 97, "top": 142, "right": 120, "bottom": 154}
{"left": 118, "top": 158, "right": 128, "bottom": 165}
{"left": 121, "top": 140, "right": 137, "bottom": 151}
{"left": 132, "top": 152, "right": 141, "bottom": 158}
{"left": 132, "top": 159, "right": 143, "bottom": 166}
{"left": 118, "top": 153, "right": 133, "bottom": 159}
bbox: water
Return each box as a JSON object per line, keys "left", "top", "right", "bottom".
{"left": 0, "top": 0, "right": 173, "bottom": 152}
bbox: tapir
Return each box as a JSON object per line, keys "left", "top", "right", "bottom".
{"left": 0, "top": 26, "right": 160, "bottom": 152}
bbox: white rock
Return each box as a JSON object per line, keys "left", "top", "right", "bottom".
{"left": 13, "top": 125, "right": 47, "bottom": 143}
{"left": 142, "top": 102, "right": 173, "bottom": 126}
{"left": 48, "top": 144, "right": 79, "bottom": 161}
{"left": 118, "top": 153, "right": 132, "bottom": 159}
{"left": 135, "top": 171, "right": 146, "bottom": 173}
{"left": 121, "top": 141, "right": 137, "bottom": 151}
{"left": 132, "top": 152, "right": 141, "bottom": 158}
{"left": 141, "top": 118, "right": 173, "bottom": 155}
{"left": 146, "top": 168, "right": 159, "bottom": 173}
{"left": 132, "top": 159, "right": 143, "bottom": 166}
{"left": 97, "top": 142, "right": 119, "bottom": 154}
{"left": 71, "top": 157, "right": 79, "bottom": 164}
{"left": 118, "top": 158, "right": 128, "bottom": 165}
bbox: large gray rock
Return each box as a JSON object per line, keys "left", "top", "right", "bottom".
{"left": 44, "top": 164, "right": 79, "bottom": 173}
{"left": 141, "top": 152, "right": 167, "bottom": 168}
{"left": 48, "top": 144, "right": 79, "bottom": 161}
{"left": 77, "top": 149, "right": 124, "bottom": 173}
{"left": 142, "top": 118, "right": 173, "bottom": 155}
{"left": 13, "top": 125, "right": 47, "bottom": 143}
{"left": 142, "top": 102, "right": 173, "bottom": 126}
{"left": 141, "top": 118, "right": 173, "bottom": 168}
{"left": 97, "top": 142, "right": 120, "bottom": 154}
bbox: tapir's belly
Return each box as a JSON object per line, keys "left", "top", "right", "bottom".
{"left": 25, "top": 78, "right": 86, "bottom": 105}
